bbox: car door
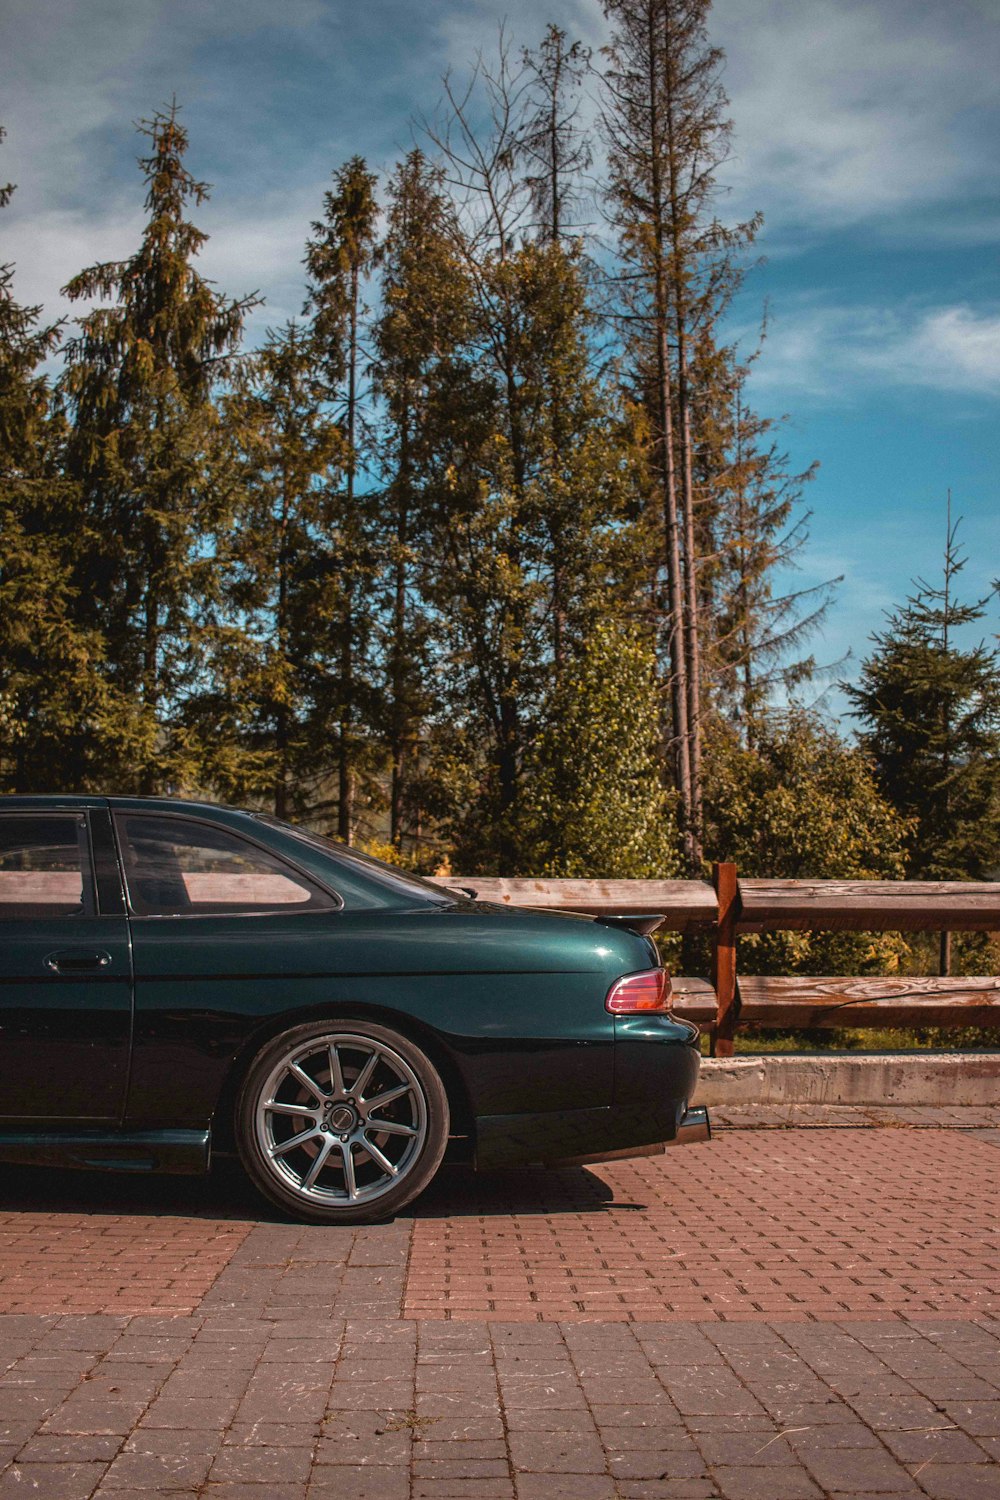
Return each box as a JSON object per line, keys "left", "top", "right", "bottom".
{"left": 0, "top": 806, "right": 133, "bottom": 1122}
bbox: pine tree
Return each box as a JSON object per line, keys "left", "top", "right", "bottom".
{"left": 193, "top": 321, "right": 342, "bottom": 817}
{"left": 423, "top": 48, "right": 647, "bottom": 872}
{"left": 0, "top": 127, "right": 123, "bottom": 790}
{"left": 704, "top": 354, "right": 832, "bottom": 741}
{"left": 373, "top": 151, "right": 470, "bottom": 850}
{"left": 519, "top": 25, "right": 592, "bottom": 245}
{"left": 60, "top": 104, "right": 255, "bottom": 792}
{"left": 846, "top": 511, "right": 1000, "bottom": 882}
{"left": 305, "top": 157, "right": 380, "bottom": 842}
{"left": 600, "top": 0, "right": 760, "bottom": 868}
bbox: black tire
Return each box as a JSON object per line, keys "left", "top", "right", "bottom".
{"left": 235, "top": 1019, "right": 450, "bottom": 1224}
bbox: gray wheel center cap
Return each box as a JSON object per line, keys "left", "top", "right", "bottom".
{"left": 328, "top": 1104, "right": 356, "bottom": 1131}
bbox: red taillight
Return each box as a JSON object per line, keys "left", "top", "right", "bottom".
{"left": 605, "top": 967, "right": 672, "bottom": 1013}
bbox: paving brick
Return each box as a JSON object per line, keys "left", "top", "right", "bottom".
{"left": 711, "top": 1465, "right": 824, "bottom": 1499}
{"left": 914, "top": 1465, "right": 1000, "bottom": 1499}
{"left": 514, "top": 1476, "right": 618, "bottom": 1499}
{"left": 0, "top": 1461, "right": 108, "bottom": 1498}
{"left": 797, "top": 1444, "right": 916, "bottom": 1491}
{"left": 306, "top": 1465, "right": 409, "bottom": 1497}
{"left": 403, "top": 1130, "right": 1000, "bottom": 1324}
{"left": 99, "top": 1448, "right": 215, "bottom": 1487}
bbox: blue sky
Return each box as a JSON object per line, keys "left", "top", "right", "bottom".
{"left": 3, "top": 0, "right": 998, "bottom": 722}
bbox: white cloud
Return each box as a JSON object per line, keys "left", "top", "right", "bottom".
{"left": 747, "top": 300, "right": 1000, "bottom": 402}
{"left": 878, "top": 307, "right": 1000, "bottom": 394}
{"left": 711, "top": 0, "right": 1000, "bottom": 231}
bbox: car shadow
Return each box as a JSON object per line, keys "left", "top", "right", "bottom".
{"left": 0, "top": 1160, "right": 643, "bottom": 1224}
{"left": 0, "top": 1157, "right": 272, "bottom": 1222}
{"left": 407, "top": 1163, "right": 642, "bottom": 1219}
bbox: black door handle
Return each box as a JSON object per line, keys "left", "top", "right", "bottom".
{"left": 44, "top": 949, "right": 113, "bottom": 974}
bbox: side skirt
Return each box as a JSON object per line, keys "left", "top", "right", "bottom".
{"left": 0, "top": 1129, "right": 211, "bottom": 1175}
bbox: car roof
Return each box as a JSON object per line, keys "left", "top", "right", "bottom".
{"left": 0, "top": 794, "right": 254, "bottom": 817}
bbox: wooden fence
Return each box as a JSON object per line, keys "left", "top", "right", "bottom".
{"left": 430, "top": 867, "right": 1000, "bottom": 1056}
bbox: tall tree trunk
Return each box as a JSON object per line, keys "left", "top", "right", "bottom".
{"left": 275, "top": 479, "right": 290, "bottom": 820}
{"left": 679, "top": 380, "right": 703, "bottom": 865}
{"left": 389, "top": 407, "right": 410, "bottom": 847}
{"left": 338, "top": 262, "right": 360, "bottom": 844}
{"left": 647, "top": 6, "right": 693, "bottom": 865}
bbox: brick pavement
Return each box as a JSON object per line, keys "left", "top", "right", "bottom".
{"left": 0, "top": 1113, "right": 995, "bottom": 1497}
{"left": 405, "top": 1127, "right": 1000, "bottom": 1323}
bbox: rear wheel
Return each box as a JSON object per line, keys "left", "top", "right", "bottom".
{"left": 235, "top": 1020, "right": 449, "bottom": 1223}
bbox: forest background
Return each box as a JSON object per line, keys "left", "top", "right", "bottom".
{"left": 2, "top": 0, "right": 999, "bottom": 988}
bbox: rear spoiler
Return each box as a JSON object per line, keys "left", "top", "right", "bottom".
{"left": 444, "top": 887, "right": 667, "bottom": 938}
{"left": 593, "top": 913, "right": 666, "bottom": 937}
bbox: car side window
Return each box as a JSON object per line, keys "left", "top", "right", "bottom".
{"left": 0, "top": 813, "right": 94, "bottom": 919}
{"left": 116, "top": 814, "right": 338, "bottom": 917}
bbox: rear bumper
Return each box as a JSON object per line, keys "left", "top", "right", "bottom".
{"left": 536, "top": 1104, "right": 711, "bottom": 1168}
{"left": 474, "top": 1028, "right": 704, "bottom": 1169}
{"left": 668, "top": 1103, "right": 711, "bottom": 1146}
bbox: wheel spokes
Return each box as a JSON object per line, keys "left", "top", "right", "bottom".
{"left": 302, "top": 1135, "right": 336, "bottom": 1189}
{"left": 365, "top": 1117, "right": 418, "bottom": 1138}
{"left": 361, "top": 1135, "right": 399, "bottom": 1177}
{"left": 288, "top": 1061, "right": 327, "bottom": 1101}
{"left": 266, "top": 1100, "right": 316, "bottom": 1118}
{"left": 327, "top": 1044, "right": 346, "bottom": 1097}
{"left": 364, "top": 1082, "right": 410, "bottom": 1113}
{"left": 256, "top": 1033, "right": 428, "bottom": 1206}
{"left": 269, "top": 1124, "right": 321, "bottom": 1157}
{"left": 340, "top": 1139, "right": 358, "bottom": 1199}
{"left": 352, "top": 1050, "right": 379, "bottom": 1100}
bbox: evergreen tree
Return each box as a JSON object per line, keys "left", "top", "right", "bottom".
{"left": 305, "top": 157, "right": 379, "bottom": 842}
{"left": 847, "top": 514, "right": 1000, "bottom": 881}
{"left": 60, "top": 104, "right": 255, "bottom": 792}
{"left": 193, "top": 321, "right": 342, "bottom": 817}
{"left": 425, "top": 51, "right": 646, "bottom": 872}
{"left": 0, "top": 127, "right": 124, "bottom": 790}
{"left": 703, "top": 353, "right": 832, "bottom": 741}
{"left": 519, "top": 25, "right": 592, "bottom": 245}
{"left": 373, "top": 151, "right": 469, "bottom": 850}
{"left": 600, "top": 0, "right": 761, "bottom": 867}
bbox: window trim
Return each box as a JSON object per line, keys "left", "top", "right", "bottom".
{"left": 111, "top": 810, "right": 344, "bottom": 920}
{"left": 0, "top": 810, "right": 97, "bottom": 921}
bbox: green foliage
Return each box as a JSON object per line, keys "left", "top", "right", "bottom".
{"left": 0, "top": 125, "right": 132, "bottom": 791}
{"left": 515, "top": 622, "right": 680, "bottom": 877}
{"left": 59, "top": 105, "right": 255, "bottom": 792}
{"left": 189, "top": 320, "right": 342, "bottom": 817}
{"left": 5, "top": 52, "right": 993, "bottom": 973}
{"left": 846, "top": 520, "right": 1000, "bottom": 881}
{"left": 702, "top": 712, "right": 912, "bottom": 975}
{"left": 372, "top": 151, "right": 468, "bottom": 850}
{"left": 305, "top": 156, "right": 380, "bottom": 840}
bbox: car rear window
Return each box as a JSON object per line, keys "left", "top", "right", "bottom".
{"left": 116, "top": 814, "right": 338, "bottom": 917}
{"left": 254, "top": 817, "right": 454, "bottom": 908}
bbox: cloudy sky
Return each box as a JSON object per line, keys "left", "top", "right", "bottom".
{"left": 3, "top": 0, "right": 998, "bottom": 719}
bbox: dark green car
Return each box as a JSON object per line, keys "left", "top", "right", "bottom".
{"left": 0, "top": 795, "right": 707, "bottom": 1223}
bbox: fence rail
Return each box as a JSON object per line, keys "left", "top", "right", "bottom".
{"left": 429, "top": 867, "right": 1000, "bottom": 1055}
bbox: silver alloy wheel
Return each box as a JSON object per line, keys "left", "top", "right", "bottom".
{"left": 253, "top": 1031, "right": 428, "bottom": 1208}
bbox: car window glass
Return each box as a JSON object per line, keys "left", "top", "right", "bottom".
{"left": 117, "top": 814, "right": 337, "bottom": 917}
{"left": 0, "top": 814, "right": 91, "bottom": 919}
{"left": 254, "top": 815, "right": 453, "bottom": 908}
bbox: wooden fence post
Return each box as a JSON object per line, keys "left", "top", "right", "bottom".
{"left": 711, "top": 861, "right": 740, "bottom": 1057}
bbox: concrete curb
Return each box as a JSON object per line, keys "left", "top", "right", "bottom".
{"left": 697, "top": 1051, "right": 1000, "bottom": 1106}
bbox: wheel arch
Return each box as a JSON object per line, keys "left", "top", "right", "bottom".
{"left": 212, "top": 1000, "right": 475, "bottom": 1155}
